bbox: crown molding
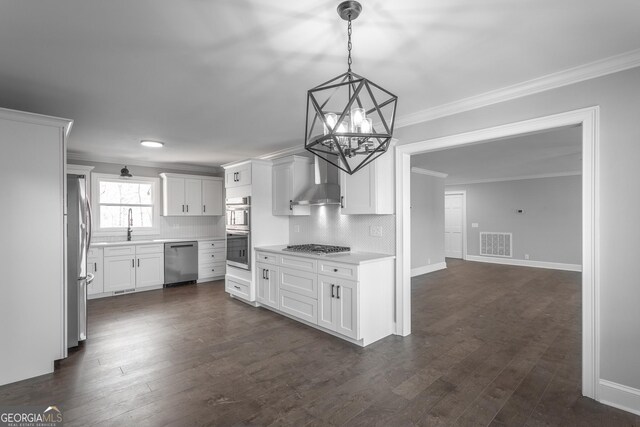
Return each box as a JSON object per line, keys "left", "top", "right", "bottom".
{"left": 258, "top": 144, "right": 306, "bottom": 160}
{"left": 0, "top": 107, "right": 73, "bottom": 137}
{"left": 446, "top": 170, "right": 582, "bottom": 186}
{"left": 66, "top": 151, "right": 221, "bottom": 173}
{"left": 396, "top": 48, "right": 640, "bottom": 129}
{"left": 410, "top": 167, "right": 448, "bottom": 178}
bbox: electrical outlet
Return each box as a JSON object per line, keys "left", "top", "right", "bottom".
{"left": 525, "top": 254, "right": 530, "bottom": 260}
{"left": 427, "top": 258, "right": 431, "bottom": 265}
{"left": 370, "top": 225, "right": 383, "bottom": 237}
{"left": 294, "top": 225, "right": 300, "bottom": 233}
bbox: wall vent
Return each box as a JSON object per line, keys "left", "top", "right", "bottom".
{"left": 480, "top": 232, "right": 512, "bottom": 257}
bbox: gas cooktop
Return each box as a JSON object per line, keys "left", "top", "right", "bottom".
{"left": 283, "top": 244, "right": 351, "bottom": 255}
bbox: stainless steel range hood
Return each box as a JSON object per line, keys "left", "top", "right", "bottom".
{"left": 291, "top": 156, "right": 341, "bottom": 206}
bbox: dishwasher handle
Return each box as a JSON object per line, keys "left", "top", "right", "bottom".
{"left": 170, "top": 244, "right": 195, "bottom": 248}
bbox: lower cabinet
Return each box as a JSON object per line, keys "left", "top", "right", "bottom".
{"left": 198, "top": 239, "right": 226, "bottom": 283}
{"left": 318, "top": 275, "right": 358, "bottom": 339}
{"left": 102, "top": 244, "right": 164, "bottom": 293}
{"left": 251, "top": 250, "right": 394, "bottom": 346}
{"left": 256, "top": 262, "right": 278, "bottom": 309}
{"left": 226, "top": 275, "right": 251, "bottom": 300}
{"left": 87, "top": 248, "right": 104, "bottom": 296}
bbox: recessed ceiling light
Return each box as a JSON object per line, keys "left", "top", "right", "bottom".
{"left": 140, "top": 140, "right": 164, "bottom": 148}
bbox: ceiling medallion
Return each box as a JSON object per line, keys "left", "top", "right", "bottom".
{"left": 305, "top": 1, "right": 398, "bottom": 175}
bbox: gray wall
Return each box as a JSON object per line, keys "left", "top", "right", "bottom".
{"left": 411, "top": 172, "right": 445, "bottom": 271}
{"left": 68, "top": 159, "right": 222, "bottom": 178}
{"left": 394, "top": 66, "right": 640, "bottom": 390}
{"left": 448, "top": 175, "right": 581, "bottom": 265}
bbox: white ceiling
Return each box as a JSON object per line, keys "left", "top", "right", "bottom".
{"left": 411, "top": 125, "right": 582, "bottom": 184}
{"left": 0, "top": 1, "right": 638, "bottom": 168}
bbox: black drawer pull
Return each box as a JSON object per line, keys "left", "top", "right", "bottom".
{"left": 331, "top": 284, "right": 335, "bottom": 298}
{"left": 333, "top": 268, "right": 338, "bottom": 272}
{"left": 336, "top": 286, "right": 340, "bottom": 299}
{"left": 234, "top": 285, "right": 241, "bottom": 290}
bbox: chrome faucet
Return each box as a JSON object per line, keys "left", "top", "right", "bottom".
{"left": 127, "top": 208, "right": 133, "bottom": 241}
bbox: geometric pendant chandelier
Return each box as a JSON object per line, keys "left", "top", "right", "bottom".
{"left": 305, "top": 1, "right": 398, "bottom": 175}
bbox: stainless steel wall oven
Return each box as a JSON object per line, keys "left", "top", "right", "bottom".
{"left": 226, "top": 196, "right": 251, "bottom": 270}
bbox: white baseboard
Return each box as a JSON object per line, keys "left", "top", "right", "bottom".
{"left": 599, "top": 380, "right": 640, "bottom": 416}
{"left": 465, "top": 255, "right": 582, "bottom": 272}
{"left": 411, "top": 262, "right": 447, "bottom": 277}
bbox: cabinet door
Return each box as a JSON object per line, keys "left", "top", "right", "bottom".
{"left": 339, "top": 163, "right": 376, "bottom": 214}
{"left": 202, "top": 179, "right": 223, "bottom": 216}
{"left": 164, "top": 176, "right": 186, "bottom": 216}
{"left": 225, "top": 164, "right": 252, "bottom": 188}
{"left": 87, "top": 256, "right": 104, "bottom": 295}
{"left": 136, "top": 253, "right": 164, "bottom": 288}
{"left": 184, "top": 178, "right": 202, "bottom": 215}
{"left": 272, "top": 163, "right": 293, "bottom": 215}
{"left": 334, "top": 279, "right": 359, "bottom": 339}
{"left": 317, "top": 276, "right": 337, "bottom": 331}
{"left": 103, "top": 255, "right": 135, "bottom": 292}
{"left": 256, "top": 262, "right": 278, "bottom": 308}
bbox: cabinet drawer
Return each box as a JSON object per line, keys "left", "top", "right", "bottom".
{"left": 318, "top": 261, "right": 358, "bottom": 281}
{"left": 279, "top": 255, "right": 317, "bottom": 273}
{"left": 87, "top": 247, "right": 103, "bottom": 258}
{"left": 199, "top": 263, "right": 226, "bottom": 279}
{"left": 199, "top": 240, "right": 226, "bottom": 249}
{"left": 226, "top": 276, "right": 250, "bottom": 299}
{"left": 199, "top": 249, "right": 226, "bottom": 263}
{"left": 279, "top": 290, "right": 317, "bottom": 324}
{"left": 279, "top": 267, "right": 317, "bottom": 299}
{"left": 135, "top": 244, "right": 164, "bottom": 254}
{"left": 256, "top": 251, "right": 277, "bottom": 265}
{"left": 104, "top": 246, "right": 135, "bottom": 257}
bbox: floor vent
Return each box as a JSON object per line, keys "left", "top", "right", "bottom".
{"left": 480, "top": 232, "right": 512, "bottom": 257}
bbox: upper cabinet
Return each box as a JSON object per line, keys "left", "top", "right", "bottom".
{"left": 160, "top": 173, "right": 223, "bottom": 216}
{"left": 339, "top": 148, "right": 395, "bottom": 215}
{"left": 272, "top": 156, "right": 313, "bottom": 216}
{"left": 225, "top": 163, "right": 252, "bottom": 188}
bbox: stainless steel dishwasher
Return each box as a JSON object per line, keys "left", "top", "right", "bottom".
{"left": 164, "top": 241, "right": 198, "bottom": 285}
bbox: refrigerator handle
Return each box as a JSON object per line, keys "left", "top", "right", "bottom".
{"left": 86, "top": 197, "right": 93, "bottom": 250}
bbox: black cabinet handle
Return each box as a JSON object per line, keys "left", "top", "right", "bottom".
{"left": 211, "top": 269, "right": 215, "bottom": 272}
{"left": 262, "top": 269, "right": 265, "bottom": 279}
{"left": 331, "top": 284, "right": 335, "bottom": 298}
{"left": 186, "top": 205, "right": 189, "bottom": 213}
{"left": 234, "top": 285, "right": 240, "bottom": 290}
{"left": 137, "top": 259, "right": 140, "bottom": 267}
{"left": 132, "top": 259, "right": 134, "bottom": 268}
{"left": 336, "top": 285, "right": 340, "bottom": 299}
{"left": 211, "top": 243, "right": 215, "bottom": 247}
{"left": 203, "top": 205, "right": 206, "bottom": 213}
{"left": 182, "top": 205, "right": 185, "bottom": 212}
{"left": 289, "top": 200, "right": 293, "bottom": 211}
{"left": 94, "top": 262, "right": 97, "bottom": 271}
{"left": 340, "top": 196, "right": 344, "bottom": 208}
{"left": 211, "top": 254, "right": 215, "bottom": 258}
{"left": 266, "top": 270, "right": 269, "bottom": 280}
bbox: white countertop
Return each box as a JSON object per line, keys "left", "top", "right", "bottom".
{"left": 91, "top": 236, "right": 226, "bottom": 247}
{"left": 255, "top": 245, "right": 395, "bottom": 265}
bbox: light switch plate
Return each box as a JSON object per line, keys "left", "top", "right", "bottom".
{"left": 370, "top": 225, "right": 383, "bottom": 237}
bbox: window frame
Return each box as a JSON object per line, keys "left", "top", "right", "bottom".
{"left": 91, "top": 173, "right": 160, "bottom": 237}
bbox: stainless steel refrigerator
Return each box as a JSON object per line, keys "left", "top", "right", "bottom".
{"left": 66, "top": 174, "right": 93, "bottom": 348}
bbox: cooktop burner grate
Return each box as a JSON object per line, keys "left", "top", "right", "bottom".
{"left": 283, "top": 244, "right": 351, "bottom": 254}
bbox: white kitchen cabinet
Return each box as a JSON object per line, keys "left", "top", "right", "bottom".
{"left": 103, "top": 255, "right": 136, "bottom": 292}
{"left": 87, "top": 248, "right": 104, "bottom": 297}
{"left": 225, "top": 163, "right": 252, "bottom": 188}
{"left": 202, "top": 179, "right": 223, "bottom": 216}
{"left": 339, "top": 148, "right": 394, "bottom": 215}
{"left": 198, "top": 239, "right": 226, "bottom": 283}
{"left": 184, "top": 178, "right": 203, "bottom": 215}
{"left": 135, "top": 253, "right": 164, "bottom": 288}
{"left": 272, "top": 156, "right": 312, "bottom": 216}
{"left": 256, "top": 262, "right": 279, "bottom": 309}
{"left": 160, "top": 173, "right": 223, "bottom": 216}
{"left": 102, "top": 244, "right": 164, "bottom": 292}
{"left": 318, "top": 275, "right": 359, "bottom": 339}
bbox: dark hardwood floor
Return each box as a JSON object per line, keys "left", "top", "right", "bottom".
{"left": 2, "top": 259, "right": 639, "bottom": 426}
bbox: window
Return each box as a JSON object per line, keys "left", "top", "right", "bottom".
{"left": 92, "top": 174, "right": 159, "bottom": 235}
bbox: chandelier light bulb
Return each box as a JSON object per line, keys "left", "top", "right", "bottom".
{"left": 361, "top": 117, "right": 373, "bottom": 134}
{"left": 324, "top": 113, "right": 338, "bottom": 135}
{"left": 351, "top": 107, "right": 365, "bottom": 131}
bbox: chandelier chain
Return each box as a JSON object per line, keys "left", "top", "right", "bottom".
{"left": 347, "top": 15, "right": 352, "bottom": 72}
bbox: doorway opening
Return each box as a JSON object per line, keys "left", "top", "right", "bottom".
{"left": 395, "top": 107, "right": 599, "bottom": 400}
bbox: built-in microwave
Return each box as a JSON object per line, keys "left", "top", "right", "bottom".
{"left": 226, "top": 196, "right": 250, "bottom": 230}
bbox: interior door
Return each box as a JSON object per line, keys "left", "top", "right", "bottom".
{"left": 445, "top": 193, "right": 464, "bottom": 259}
